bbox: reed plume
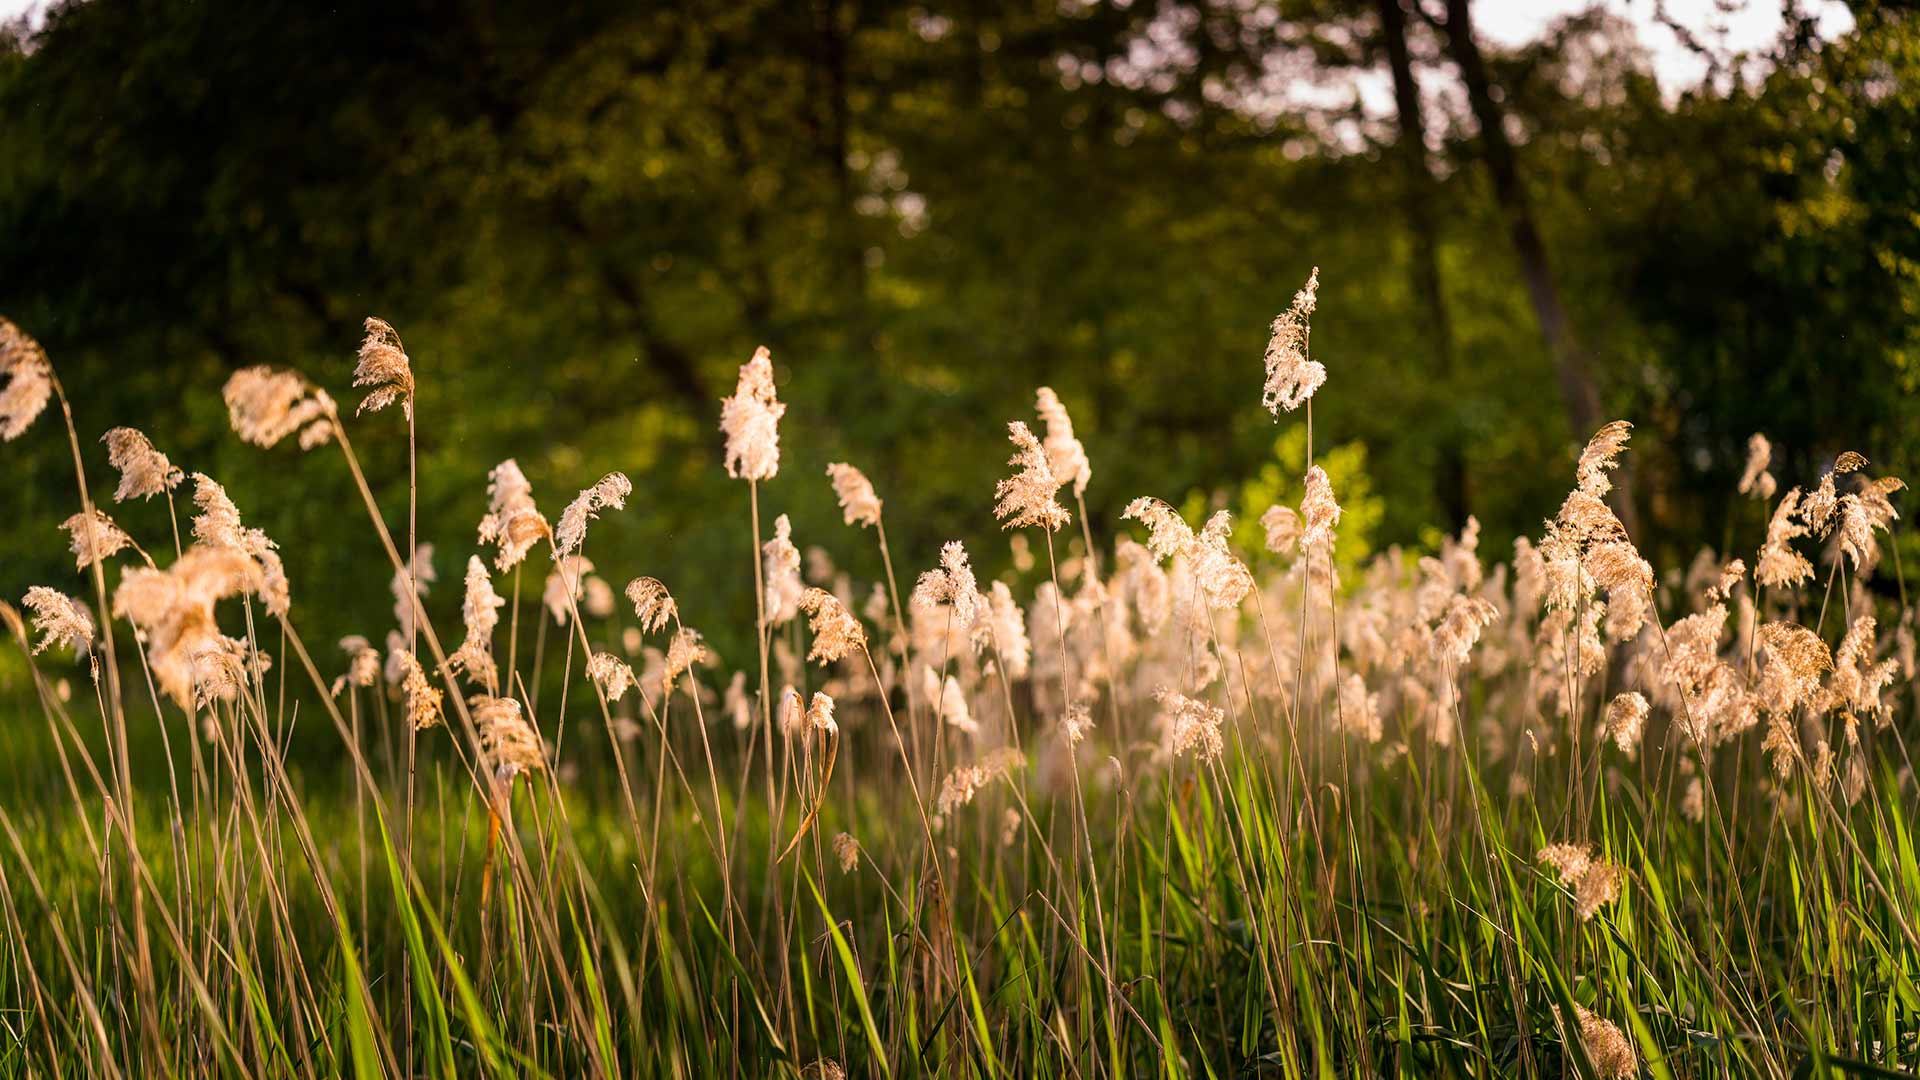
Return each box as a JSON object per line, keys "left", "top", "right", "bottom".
{"left": 102, "top": 427, "right": 184, "bottom": 501}
{"left": 0, "top": 317, "right": 53, "bottom": 441}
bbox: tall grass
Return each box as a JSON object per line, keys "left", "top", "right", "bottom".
{"left": 1, "top": 303, "right": 1917, "bottom": 1078}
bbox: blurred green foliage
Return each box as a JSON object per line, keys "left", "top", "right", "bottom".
{"left": 2, "top": 0, "right": 1918, "bottom": 664}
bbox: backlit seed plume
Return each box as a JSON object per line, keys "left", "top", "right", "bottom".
{"left": 762, "top": 514, "right": 804, "bottom": 627}
{"left": 544, "top": 555, "right": 592, "bottom": 625}
{"left": 22, "top": 587, "right": 92, "bottom": 656}
{"left": 1338, "top": 673, "right": 1383, "bottom": 743}
{"left": 1191, "top": 512, "right": 1254, "bottom": 609}
{"left": 1757, "top": 622, "right": 1832, "bottom": 712}
{"left": 1738, "top": 433, "right": 1776, "bottom": 500}
{"left": 1260, "top": 505, "right": 1301, "bottom": 554}
{"left": 1300, "top": 466, "right": 1342, "bottom": 549}
{"left": 804, "top": 691, "right": 838, "bottom": 737}
{"left": 1606, "top": 691, "right": 1649, "bottom": 753}
{"left": 720, "top": 346, "right": 785, "bottom": 482}
{"left": 1432, "top": 595, "right": 1499, "bottom": 667}
{"left": 189, "top": 474, "right": 291, "bottom": 617}
{"left": 1034, "top": 387, "right": 1092, "bottom": 498}
{"left": 1261, "top": 266, "right": 1323, "bottom": 415}
{"left": 115, "top": 546, "right": 260, "bottom": 707}
{"left": 1575, "top": 421, "right": 1632, "bottom": 498}
{"left": 583, "top": 576, "right": 615, "bottom": 618}
{"left": 390, "top": 543, "right": 435, "bottom": 636}
{"left": 0, "top": 317, "right": 53, "bottom": 441}
{"left": 832, "top": 832, "right": 859, "bottom": 872}
{"left": 826, "top": 463, "right": 883, "bottom": 528}
{"left": 103, "top": 428, "right": 184, "bottom": 502}
{"left": 936, "top": 748, "right": 1024, "bottom": 815}
{"left": 925, "top": 669, "right": 977, "bottom": 734}
{"left": 979, "top": 581, "right": 1031, "bottom": 679}
{"left": 477, "top": 459, "right": 550, "bottom": 571}
{"left": 1836, "top": 475, "right": 1904, "bottom": 572}
{"left": 993, "top": 421, "right": 1070, "bottom": 531}
{"left": 1571, "top": 1006, "right": 1637, "bottom": 1078}
{"left": 587, "top": 652, "right": 639, "bottom": 702}
{"left": 912, "top": 541, "right": 981, "bottom": 630}
{"left": 1155, "top": 687, "right": 1224, "bottom": 762}
{"left": 1537, "top": 843, "right": 1623, "bottom": 921}
{"left": 353, "top": 317, "right": 416, "bottom": 418}
{"left": 625, "top": 577, "right": 679, "bottom": 635}
{"left": 663, "top": 627, "right": 710, "bottom": 694}
{"left": 555, "top": 472, "right": 631, "bottom": 557}
{"left": 1061, "top": 702, "right": 1094, "bottom": 745}
{"left": 1836, "top": 450, "right": 1868, "bottom": 473}
{"left": 60, "top": 510, "right": 133, "bottom": 570}
{"left": 474, "top": 695, "right": 545, "bottom": 778}
{"left": 1755, "top": 489, "right": 1813, "bottom": 589}
{"left": 394, "top": 649, "right": 444, "bottom": 730}
{"left": 222, "top": 367, "right": 334, "bottom": 449}
{"left": 334, "top": 635, "right": 381, "bottom": 695}
{"left": 448, "top": 556, "right": 505, "bottom": 689}
{"left": 1831, "top": 615, "right": 1898, "bottom": 719}
{"left": 1122, "top": 497, "right": 1194, "bottom": 561}
{"left": 799, "top": 588, "right": 865, "bottom": 663}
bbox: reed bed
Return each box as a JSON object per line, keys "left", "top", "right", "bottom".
{"left": 0, "top": 281, "right": 1916, "bottom": 1078}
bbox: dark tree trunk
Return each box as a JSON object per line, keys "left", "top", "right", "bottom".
{"left": 1377, "top": 0, "right": 1469, "bottom": 531}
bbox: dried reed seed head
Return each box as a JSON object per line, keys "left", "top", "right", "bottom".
{"left": 1575, "top": 420, "right": 1632, "bottom": 498}
{"left": 353, "top": 316, "right": 416, "bottom": 417}
{"left": 554, "top": 472, "right": 631, "bottom": 557}
{"left": 102, "top": 427, "right": 184, "bottom": 501}
{"left": 1122, "top": 497, "right": 1193, "bottom": 562}
{"left": 625, "top": 576, "right": 679, "bottom": 635}
{"left": 1261, "top": 266, "right": 1324, "bottom": 415}
{"left": 1300, "top": 466, "right": 1342, "bottom": 549}
{"left": 60, "top": 509, "right": 133, "bottom": 570}
{"left": 1034, "top": 386, "right": 1092, "bottom": 498}
{"left": 993, "top": 421, "right": 1070, "bottom": 531}
{"left": 720, "top": 345, "right": 784, "bottom": 482}
{"left": 1572, "top": 1005, "right": 1637, "bottom": 1078}
{"left": 825, "top": 462, "right": 883, "bottom": 528}
{"left": 587, "top": 652, "right": 639, "bottom": 702}
{"left": 978, "top": 580, "right": 1031, "bottom": 679}
{"left": 1537, "top": 842, "right": 1622, "bottom": 920}
{"left": 337, "top": 635, "right": 381, "bottom": 693}
{"left": 1338, "top": 673, "right": 1382, "bottom": 743}
{"left": 544, "top": 555, "right": 593, "bottom": 625}
{"left": 478, "top": 459, "right": 550, "bottom": 570}
{"left": 1606, "top": 691, "right": 1649, "bottom": 753}
{"left": 912, "top": 541, "right": 981, "bottom": 629}
{"left": 1061, "top": 702, "right": 1094, "bottom": 745}
{"left": 799, "top": 587, "right": 866, "bottom": 663}
{"left": 924, "top": 668, "right": 977, "bottom": 734}
{"left": 1757, "top": 621, "right": 1832, "bottom": 714}
{"left": 1738, "top": 432, "right": 1776, "bottom": 499}
{"left": 1155, "top": 687, "right": 1225, "bottom": 762}
{"left": 448, "top": 556, "right": 504, "bottom": 688}
{"left": 1431, "top": 594, "right": 1499, "bottom": 668}
{"left": 0, "top": 317, "right": 54, "bottom": 442}
{"left": 394, "top": 649, "right": 445, "bottom": 730}
{"left": 663, "top": 626, "right": 710, "bottom": 694}
{"left": 804, "top": 691, "right": 837, "bottom": 737}
{"left": 222, "top": 366, "right": 333, "bottom": 449}
{"left": 762, "top": 514, "right": 804, "bottom": 627}
{"left": 1191, "top": 511, "right": 1254, "bottom": 609}
{"left": 473, "top": 695, "right": 546, "bottom": 778}
{"left": 1756, "top": 489, "right": 1814, "bottom": 589}
{"left": 936, "top": 747, "right": 1024, "bottom": 815}
{"left": 22, "top": 587, "right": 93, "bottom": 656}
{"left": 1836, "top": 450, "right": 1868, "bottom": 473}
{"left": 1260, "top": 504, "right": 1301, "bottom": 554}
{"left": 832, "top": 832, "right": 859, "bottom": 872}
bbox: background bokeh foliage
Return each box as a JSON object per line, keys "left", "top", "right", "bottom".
{"left": 3, "top": 0, "right": 1918, "bottom": 666}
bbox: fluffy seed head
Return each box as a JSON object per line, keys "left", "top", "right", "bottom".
{"left": 663, "top": 627, "right": 711, "bottom": 694}
{"left": 1260, "top": 505, "right": 1301, "bottom": 554}
{"left": 555, "top": 472, "right": 631, "bottom": 557}
{"left": 393, "top": 649, "right": 444, "bottom": 730}
{"left": 477, "top": 459, "right": 550, "bottom": 571}
{"left": 353, "top": 317, "right": 416, "bottom": 417}
{"left": 1034, "top": 387, "right": 1092, "bottom": 498}
{"left": 222, "top": 367, "right": 334, "bottom": 449}
{"left": 1576, "top": 421, "right": 1632, "bottom": 498}
{"left": 1756, "top": 489, "right": 1814, "bottom": 589}
{"left": 474, "top": 696, "right": 545, "bottom": 778}
{"left": 1572, "top": 1006, "right": 1637, "bottom": 1078}
{"left": 832, "top": 832, "right": 859, "bottom": 872}
{"left": 993, "top": 421, "right": 1070, "bottom": 531}
{"left": 720, "top": 346, "right": 785, "bottom": 482}
{"left": 799, "top": 588, "right": 866, "bottom": 663}
{"left": 1261, "top": 267, "right": 1324, "bottom": 415}
{"left": 625, "top": 577, "right": 679, "bottom": 635}
{"left": 60, "top": 510, "right": 133, "bottom": 570}
{"left": 762, "top": 514, "right": 804, "bottom": 627}
{"left": 1300, "top": 466, "right": 1342, "bottom": 549}
{"left": 587, "top": 652, "right": 639, "bottom": 702}
{"left": 0, "top": 317, "right": 53, "bottom": 442}
{"left": 936, "top": 748, "right": 1024, "bottom": 815}
{"left": 912, "top": 541, "right": 981, "bottom": 630}
{"left": 1155, "top": 687, "right": 1225, "bottom": 762}
{"left": 23, "top": 587, "right": 93, "bottom": 656}
{"left": 448, "top": 556, "right": 505, "bottom": 689}
{"left": 826, "top": 463, "right": 883, "bottom": 528}
{"left": 103, "top": 428, "right": 184, "bottom": 502}
{"left": 1606, "top": 692, "right": 1649, "bottom": 753}
{"left": 1122, "top": 497, "right": 1194, "bottom": 562}
{"left": 1738, "top": 432, "right": 1776, "bottom": 499}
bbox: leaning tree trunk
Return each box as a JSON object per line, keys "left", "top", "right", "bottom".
{"left": 1377, "top": 0, "right": 1469, "bottom": 531}
{"left": 1439, "top": 0, "right": 1638, "bottom": 533}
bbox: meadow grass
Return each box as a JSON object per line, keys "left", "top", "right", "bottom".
{"left": 0, "top": 305, "right": 1917, "bottom": 1078}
